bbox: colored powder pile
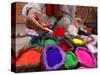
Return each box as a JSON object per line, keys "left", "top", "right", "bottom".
{"left": 29, "top": 37, "right": 40, "bottom": 46}
{"left": 46, "top": 47, "right": 62, "bottom": 67}
{"left": 76, "top": 48, "right": 94, "bottom": 66}
{"left": 16, "top": 50, "right": 40, "bottom": 65}
{"left": 65, "top": 52, "right": 77, "bottom": 68}
{"left": 66, "top": 54, "right": 74, "bottom": 65}
{"left": 44, "top": 39, "right": 56, "bottom": 46}
{"left": 53, "top": 26, "right": 65, "bottom": 37}
{"left": 59, "top": 41, "right": 70, "bottom": 52}
{"left": 72, "top": 38, "right": 83, "bottom": 45}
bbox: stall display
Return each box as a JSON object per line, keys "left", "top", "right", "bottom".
{"left": 11, "top": 2, "right": 97, "bottom": 73}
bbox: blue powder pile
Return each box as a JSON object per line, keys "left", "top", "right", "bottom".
{"left": 46, "top": 47, "right": 62, "bottom": 67}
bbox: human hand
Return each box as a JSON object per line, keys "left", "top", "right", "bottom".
{"left": 41, "top": 22, "right": 49, "bottom": 28}
{"left": 44, "top": 28, "right": 53, "bottom": 34}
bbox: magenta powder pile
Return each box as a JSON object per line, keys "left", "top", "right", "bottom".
{"left": 75, "top": 47, "right": 96, "bottom": 67}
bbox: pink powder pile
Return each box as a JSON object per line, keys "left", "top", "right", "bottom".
{"left": 76, "top": 47, "right": 96, "bottom": 67}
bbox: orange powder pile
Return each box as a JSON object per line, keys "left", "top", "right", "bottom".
{"left": 16, "top": 50, "right": 40, "bottom": 65}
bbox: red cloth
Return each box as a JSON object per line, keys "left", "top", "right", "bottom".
{"left": 45, "top": 4, "right": 53, "bottom": 16}
{"left": 53, "top": 4, "right": 59, "bottom": 14}
{"left": 45, "top": 4, "right": 59, "bottom": 17}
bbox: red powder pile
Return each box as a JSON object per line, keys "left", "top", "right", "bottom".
{"left": 16, "top": 50, "right": 40, "bottom": 65}
{"left": 59, "top": 41, "right": 70, "bottom": 52}
{"left": 53, "top": 26, "right": 65, "bottom": 37}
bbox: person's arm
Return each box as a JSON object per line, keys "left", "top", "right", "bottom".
{"left": 70, "top": 6, "right": 76, "bottom": 18}
{"left": 26, "top": 8, "right": 48, "bottom": 32}
{"left": 26, "top": 15, "right": 46, "bottom": 30}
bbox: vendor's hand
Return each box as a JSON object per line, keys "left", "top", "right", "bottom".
{"left": 48, "top": 30, "right": 54, "bottom": 35}
{"left": 39, "top": 23, "right": 50, "bottom": 32}
{"left": 44, "top": 28, "right": 53, "bottom": 34}
{"left": 41, "top": 22, "right": 49, "bottom": 28}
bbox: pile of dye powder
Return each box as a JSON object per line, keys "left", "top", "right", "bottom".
{"left": 76, "top": 48, "right": 94, "bottom": 66}
{"left": 44, "top": 39, "right": 56, "bottom": 46}
{"left": 53, "top": 26, "right": 65, "bottom": 37}
{"left": 59, "top": 41, "right": 71, "bottom": 52}
{"left": 16, "top": 25, "right": 97, "bottom": 70}
{"left": 29, "top": 37, "right": 41, "bottom": 46}
{"left": 46, "top": 47, "right": 62, "bottom": 67}
{"left": 66, "top": 54, "right": 73, "bottom": 65}
{"left": 65, "top": 52, "right": 78, "bottom": 69}
{"left": 16, "top": 49, "right": 40, "bottom": 65}
{"left": 72, "top": 38, "right": 84, "bottom": 45}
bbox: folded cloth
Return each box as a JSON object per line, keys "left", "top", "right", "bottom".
{"left": 25, "top": 28, "right": 39, "bottom": 36}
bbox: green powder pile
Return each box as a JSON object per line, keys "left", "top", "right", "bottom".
{"left": 44, "top": 39, "right": 56, "bottom": 46}
{"left": 65, "top": 51, "right": 78, "bottom": 69}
